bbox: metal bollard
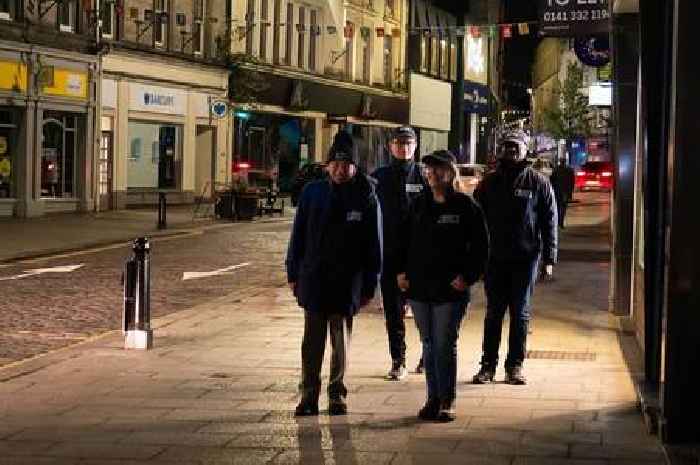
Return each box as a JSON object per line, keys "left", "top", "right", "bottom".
{"left": 158, "top": 192, "right": 167, "bottom": 229}
{"left": 123, "top": 237, "right": 153, "bottom": 349}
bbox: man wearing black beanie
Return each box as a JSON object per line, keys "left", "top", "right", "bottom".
{"left": 286, "top": 130, "right": 382, "bottom": 416}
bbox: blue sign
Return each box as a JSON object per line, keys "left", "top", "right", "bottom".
{"left": 464, "top": 81, "right": 490, "bottom": 115}
{"left": 211, "top": 100, "right": 228, "bottom": 119}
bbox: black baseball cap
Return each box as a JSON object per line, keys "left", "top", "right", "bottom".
{"left": 327, "top": 131, "right": 355, "bottom": 163}
{"left": 422, "top": 149, "right": 457, "bottom": 166}
{"left": 391, "top": 126, "right": 417, "bottom": 141}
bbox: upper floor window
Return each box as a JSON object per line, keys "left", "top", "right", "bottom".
{"left": 440, "top": 36, "right": 448, "bottom": 80}
{"left": 0, "top": 0, "right": 16, "bottom": 21}
{"left": 273, "top": 0, "right": 281, "bottom": 64}
{"left": 449, "top": 42, "right": 457, "bottom": 81}
{"left": 193, "top": 0, "right": 205, "bottom": 55}
{"left": 383, "top": 36, "right": 393, "bottom": 86}
{"left": 285, "top": 3, "right": 293, "bottom": 66}
{"left": 246, "top": 0, "right": 255, "bottom": 55}
{"left": 297, "top": 6, "right": 305, "bottom": 69}
{"left": 58, "top": 0, "right": 78, "bottom": 33}
{"left": 309, "top": 10, "right": 317, "bottom": 72}
{"left": 154, "top": 0, "right": 168, "bottom": 47}
{"left": 345, "top": 21, "right": 354, "bottom": 80}
{"left": 385, "top": 0, "right": 395, "bottom": 18}
{"left": 420, "top": 34, "right": 428, "bottom": 73}
{"left": 99, "top": 0, "right": 115, "bottom": 39}
{"left": 259, "top": 0, "right": 269, "bottom": 61}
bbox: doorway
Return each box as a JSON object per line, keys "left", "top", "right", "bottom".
{"left": 195, "top": 125, "right": 215, "bottom": 199}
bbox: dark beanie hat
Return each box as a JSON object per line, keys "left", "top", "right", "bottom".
{"left": 327, "top": 131, "right": 355, "bottom": 163}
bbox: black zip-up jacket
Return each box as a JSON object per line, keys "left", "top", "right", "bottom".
{"left": 398, "top": 190, "right": 489, "bottom": 303}
{"left": 474, "top": 160, "right": 558, "bottom": 265}
{"left": 285, "top": 174, "right": 382, "bottom": 315}
{"left": 371, "top": 160, "right": 427, "bottom": 270}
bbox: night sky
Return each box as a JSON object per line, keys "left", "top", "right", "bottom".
{"left": 502, "top": 0, "right": 541, "bottom": 110}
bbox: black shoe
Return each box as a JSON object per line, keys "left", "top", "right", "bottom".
{"left": 437, "top": 399, "right": 456, "bottom": 422}
{"left": 505, "top": 367, "right": 527, "bottom": 385}
{"left": 472, "top": 366, "right": 495, "bottom": 384}
{"left": 415, "top": 357, "right": 424, "bottom": 374}
{"left": 328, "top": 398, "right": 347, "bottom": 416}
{"left": 295, "top": 400, "right": 319, "bottom": 416}
{"left": 417, "top": 398, "right": 440, "bottom": 421}
{"left": 387, "top": 360, "right": 408, "bottom": 381}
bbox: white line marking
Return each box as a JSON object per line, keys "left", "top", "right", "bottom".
{"left": 182, "top": 263, "right": 251, "bottom": 281}
{"left": 0, "top": 264, "right": 85, "bottom": 281}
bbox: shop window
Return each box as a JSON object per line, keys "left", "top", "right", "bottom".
{"left": 273, "top": 0, "right": 281, "bottom": 64}
{"left": 440, "top": 37, "right": 448, "bottom": 80}
{"left": 450, "top": 42, "right": 457, "bottom": 81}
{"left": 309, "top": 10, "right": 317, "bottom": 71}
{"left": 385, "top": 0, "right": 395, "bottom": 19}
{"left": 285, "top": 3, "right": 293, "bottom": 65}
{"left": 259, "top": 0, "right": 268, "bottom": 61}
{"left": 383, "top": 36, "right": 393, "bottom": 86}
{"left": 58, "top": 0, "right": 78, "bottom": 33}
{"left": 297, "top": 6, "right": 305, "bottom": 69}
{"left": 127, "top": 121, "right": 182, "bottom": 190}
{"left": 345, "top": 22, "right": 354, "bottom": 80}
{"left": 430, "top": 35, "right": 439, "bottom": 76}
{"left": 0, "top": 0, "right": 17, "bottom": 21}
{"left": 420, "top": 35, "right": 428, "bottom": 73}
{"left": 358, "top": 28, "right": 370, "bottom": 84}
{"left": 193, "top": 0, "right": 205, "bottom": 55}
{"left": 42, "top": 113, "right": 80, "bottom": 198}
{"left": 154, "top": 0, "right": 167, "bottom": 48}
{"left": 0, "top": 109, "right": 17, "bottom": 198}
{"left": 99, "top": 0, "right": 115, "bottom": 39}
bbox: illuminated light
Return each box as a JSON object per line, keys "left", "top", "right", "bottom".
{"left": 234, "top": 111, "right": 251, "bottom": 119}
{"left": 466, "top": 35, "right": 485, "bottom": 76}
{"left": 576, "top": 171, "right": 586, "bottom": 177}
{"left": 601, "top": 171, "right": 612, "bottom": 177}
{"left": 237, "top": 162, "right": 251, "bottom": 169}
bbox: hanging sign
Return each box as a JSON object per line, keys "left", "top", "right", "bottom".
{"left": 539, "top": 0, "right": 611, "bottom": 37}
{"left": 210, "top": 100, "right": 228, "bottom": 119}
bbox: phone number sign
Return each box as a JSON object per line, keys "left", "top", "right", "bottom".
{"left": 539, "top": 0, "right": 611, "bottom": 36}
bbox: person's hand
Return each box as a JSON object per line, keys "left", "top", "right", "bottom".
{"left": 288, "top": 282, "right": 296, "bottom": 293}
{"left": 451, "top": 274, "right": 468, "bottom": 292}
{"left": 397, "top": 273, "right": 410, "bottom": 292}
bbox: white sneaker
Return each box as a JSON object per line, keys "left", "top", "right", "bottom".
{"left": 405, "top": 305, "right": 414, "bottom": 319}
{"left": 387, "top": 363, "right": 408, "bottom": 381}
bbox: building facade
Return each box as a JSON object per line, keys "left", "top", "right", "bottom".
{"left": 0, "top": 0, "right": 99, "bottom": 218}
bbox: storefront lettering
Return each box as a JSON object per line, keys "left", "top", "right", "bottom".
{"left": 144, "top": 93, "right": 176, "bottom": 107}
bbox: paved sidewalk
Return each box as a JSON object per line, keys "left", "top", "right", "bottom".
{"left": 0, "top": 195, "right": 666, "bottom": 465}
{"left": 0, "top": 205, "right": 288, "bottom": 263}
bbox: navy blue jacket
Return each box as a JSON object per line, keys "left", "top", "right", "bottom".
{"left": 398, "top": 190, "right": 489, "bottom": 303}
{"left": 474, "top": 161, "right": 558, "bottom": 265}
{"left": 286, "top": 175, "right": 382, "bottom": 315}
{"left": 371, "top": 160, "right": 426, "bottom": 269}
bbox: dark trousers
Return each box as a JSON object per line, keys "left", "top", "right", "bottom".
{"left": 300, "top": 310, "right": 353, "bottom": 402}
{"left": 480, "top": 260, "right": 539, "bottom": 370}
{"left": 555, "top": 194, "right": 568, "bottom": 227}
{"left": 409, "top": 300, "right": 466, "bottom": 402}
{"left": 381, "top": 270, "right": 407, "bottom": 365}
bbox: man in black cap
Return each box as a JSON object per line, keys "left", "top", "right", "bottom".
{"left": 286, "top": 130, "right": 382, "bottom": 416}
{"left": 372, "top": 126, "right": 427, "bottom": 380}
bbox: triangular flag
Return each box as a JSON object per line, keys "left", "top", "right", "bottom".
{"left": 470, "top": 26, "right": 481, "bottom": 38}
{"left": 501, "top": 24, "right": 513, "bottom": 39}
{"left": 518, "top": 23, "right": 530, "bottom": 35}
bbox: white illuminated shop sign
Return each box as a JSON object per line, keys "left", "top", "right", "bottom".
{"left": 465, "top": 35, "right": 487, "bottom": 85}
{"left": 130, "top": 83, "right": 187, "bottom": 115}
{"left": 539, "top": 0, "right": 611, "bottom": 36}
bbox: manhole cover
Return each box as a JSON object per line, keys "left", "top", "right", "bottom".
{"left": 526, "top": 350, "right": 596, "bottom": 361}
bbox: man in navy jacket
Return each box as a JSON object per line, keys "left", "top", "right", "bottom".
{"left": 472, "top": 134, "right": 558, "bottom": 385}
{"left": 286, "top": 131, "right": 382, "bottom": 416}
{"left": 371, "top": 126, "right": 426, "bottom": 380}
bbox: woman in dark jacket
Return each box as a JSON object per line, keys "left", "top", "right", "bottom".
{"left": 397, "top": 150, "right": 489, "bottom": 422}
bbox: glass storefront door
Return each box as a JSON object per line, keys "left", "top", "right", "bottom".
{"left": 127, "top": 121, "right": 182, "bottom": 190}
{"left": 41, "top": 112, "right": 79, "bottom": 198}
{"left": 0, "top": 108, "right": 18, "bottom": 199}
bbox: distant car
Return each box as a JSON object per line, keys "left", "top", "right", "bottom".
{"left": 575, "top": 161, "right": 614, "bottom": 191}
{"left": 290, "top": 163, "right": 327, "bottom": 206}
{"left": 530, "top": 157, "right": 554, "bottom": 177}
{"left": 456, "top": 164, "right": 486, "bottom": 195}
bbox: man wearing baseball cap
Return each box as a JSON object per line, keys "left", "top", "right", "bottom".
{"left": 286, "top": 130, "right": 382, "bottom": 416}
{"left": 372, "top": 126, "right": 427, "bottom": 380}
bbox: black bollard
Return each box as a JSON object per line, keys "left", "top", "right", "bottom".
{"left": 158, "top": 192, "right": 167, "bottom": 229}
{"left": 123, "top": 237, "right": 153, "bottom": 349}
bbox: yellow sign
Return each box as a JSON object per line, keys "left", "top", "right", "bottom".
{"left": 0, "top": 60, "right": 28, "bottom": 92}
{"left": 42, "top": 68, "right": 88, "bottom": 99}
{"left": 0, "top": 158, "right": 11, "bottom": 178}
{"left": 0, "top": 136, "right": 7, "bottom": 155}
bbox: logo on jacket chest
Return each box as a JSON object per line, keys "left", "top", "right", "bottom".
{"left": 437, "top": 214, "right": 460, "bottom": 224}
{"left": 405, "top": 183, "right": 424, "bottom": 193}
{"left": 514, "top": 189, "right": 533, "bottom": 199}
{"left": 347, "top": 210, "right": 363, "bottom": 222}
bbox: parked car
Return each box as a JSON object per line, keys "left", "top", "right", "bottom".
{"left": 290, "top": 163, "right": 327, "bottom": 206}
{"left": 456, "top": 164, "right": 486, "bottom": 195}
{"left": 575, "top": 161, "right": 614, "bottom": 191}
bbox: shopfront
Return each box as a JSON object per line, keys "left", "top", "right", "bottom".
{"left": 0, "top": 44, "right": 96, "bottom": 218}
{"left": 102, "top": 53, "right": 231, "bottom": 209}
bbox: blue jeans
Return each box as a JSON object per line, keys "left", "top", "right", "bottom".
{"left": 408, "top": 300, "right": 467, "bottom": 402}
{"left": 480, "top": 259, "right": 539, "bottom": 370}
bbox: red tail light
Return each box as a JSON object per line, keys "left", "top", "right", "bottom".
{"left": 601, "top": 171, "right": 613, "bottom": 177}
{"left": 576, "top": 171, "right": 587, "bottom": 177}
{"left": 236, "top": 162, "right": 251, "bottom": 169}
